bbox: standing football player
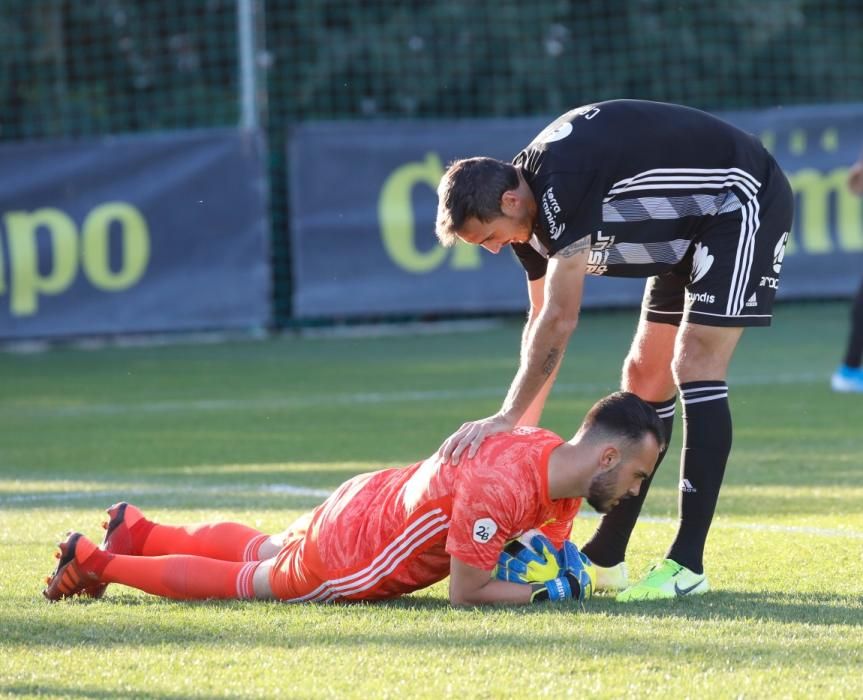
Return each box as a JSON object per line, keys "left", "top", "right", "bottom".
{"left": 831, "top": 149, "right": 863, "bottom": 393}
{"left": 43, "top": 392, "right": 662, "bottom": 607}
{"left": 435, "top": 99, "right": 794, "bottom": 601}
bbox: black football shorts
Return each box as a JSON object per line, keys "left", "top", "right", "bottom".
{"left": 642, "top": 160, "right": 794, "bottom": 328}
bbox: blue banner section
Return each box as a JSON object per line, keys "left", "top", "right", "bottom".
{"left": 289, "top": 103, "right": 863, "bottom": 319}
{"left": 0, "top": 129, "right": 270, "bottom": 339}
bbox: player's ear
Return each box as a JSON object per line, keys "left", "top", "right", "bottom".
{"left": 500, "top": 187, "right": 525, "bottom": 216}
{"left": 599, "top": 445, "right": 621, "bottom": 471}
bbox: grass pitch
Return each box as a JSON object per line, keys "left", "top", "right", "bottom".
{"left": 1, "top": 302, "right": 862, "bottom": 699}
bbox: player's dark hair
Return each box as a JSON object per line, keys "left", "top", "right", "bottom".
{"left": 581, "top": 391, "right": 665, "bottom": 451}
{"left": 435, "top": 157, "right": 519, "bottom": 247}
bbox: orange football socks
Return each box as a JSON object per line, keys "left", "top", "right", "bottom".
{"left": 140, "top": 521, "right": 270, "bottom": 562}
{"left": 101, "top": 553, "right": 261, "bottom": 600}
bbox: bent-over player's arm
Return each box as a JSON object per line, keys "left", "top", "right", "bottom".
{"left": 516, "top": 276, "right": 559, "bottom": 427}
{"left": 499, "top": 237, "right": 590, "bottom": 424}
{"left": 448, "top": 556, "right": 533, "bottom": 606}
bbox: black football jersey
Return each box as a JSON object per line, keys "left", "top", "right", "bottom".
{"left": 511, "top": 100, "right": 776, "bottom": 280}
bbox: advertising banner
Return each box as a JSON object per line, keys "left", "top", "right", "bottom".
{"left": 0, "top": 129, "right": 270, "bottom": 339}
{"left": 289, "top": 103, "right": 863, "bottom": 319}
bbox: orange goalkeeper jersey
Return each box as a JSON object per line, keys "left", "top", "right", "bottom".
{"left": 285, "top": 427, "right": 581, "bottom": 602}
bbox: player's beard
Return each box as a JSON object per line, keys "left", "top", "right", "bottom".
{"left": 586, "top": 465, "right": 622, "bottom": 514}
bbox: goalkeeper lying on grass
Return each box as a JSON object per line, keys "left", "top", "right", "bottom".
{"left": 43, "top": 392, "right": 662, "bottom": 607}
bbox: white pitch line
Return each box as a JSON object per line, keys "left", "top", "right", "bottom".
{"left": 0, "top": 483, "right": 332, "bottom": 504}
{"left": 2, "top": 483, "right": 862, "bottom": 541}
{"left": 0, "top": 371, "right": 827, "bottom": 419}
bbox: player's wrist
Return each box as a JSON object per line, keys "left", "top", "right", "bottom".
{"left": 529, "top": 573, "right": 581, "bottom": 603}
{"left": 494, "top": 409, "right": 519, "bottom": 427}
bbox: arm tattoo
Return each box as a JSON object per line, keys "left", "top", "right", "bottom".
{"left": 541, "top": 347, "right": 561, "bottom": 377}
{"left": 556, "top": 236, "right": 591, "bottom": 259}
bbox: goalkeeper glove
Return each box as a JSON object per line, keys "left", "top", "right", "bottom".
{"left": 494, "top": 533, "right": 561, "bottom": 584}
{"left": 529, "top": 571, "right": 582, "bottom": 603}
{"left": 556, "top": 540, "right": 595, "bottom": 602}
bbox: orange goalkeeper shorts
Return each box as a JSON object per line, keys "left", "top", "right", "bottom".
{"left": 268, "top": 536, "right": 328, "bottom": 602}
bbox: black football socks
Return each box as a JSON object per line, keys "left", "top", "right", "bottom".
{"left": 666, "top": 381, "right": 732, "bottom": 575}
{"left": 580, "top": 396, "right": 676, "bottom": 568}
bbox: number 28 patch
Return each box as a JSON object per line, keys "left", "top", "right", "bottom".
{"left": 472, "top": 518, "right": 498, "bottom": 543}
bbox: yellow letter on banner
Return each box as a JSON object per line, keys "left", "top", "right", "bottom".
{"left": 379, "top": 152, "right": 480, "bottom": 273}
{"left": 81, "top": 202, "right": 151, "bottom": 290}
{"left": 787, "top": 166, "right": 863, "bottom": 254}
{"left": 836, "top": 175, "right": 863, "bottom": 252}
{"left": 4, "top": 208, "right": 78, "bottom": 316}
{"left": 379, "top": 152, "right": 446, "bottom": 272}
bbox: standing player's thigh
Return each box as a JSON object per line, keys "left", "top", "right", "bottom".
{"left": 684, "top": 169, "right": 794, "bottom": 328}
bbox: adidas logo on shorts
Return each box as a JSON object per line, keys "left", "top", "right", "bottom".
{"left": 680, "top": 479, "right": 697, "bottom": 493}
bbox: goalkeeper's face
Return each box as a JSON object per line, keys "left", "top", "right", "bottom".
{"left": 586, "top": 435, "right": 658, "bottom": 513}
{"left": 586, "top": 466, "right": 623, "bottom": 513}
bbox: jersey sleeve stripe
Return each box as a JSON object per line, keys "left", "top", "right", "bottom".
{"left": 604, "top": 168, "right": 761, "bottom": 202}
{"left": 610, "top": 167, "right": 762, "bottom": 191}
{"left": 605, "top": 177, "right": 758, "bottom": 202}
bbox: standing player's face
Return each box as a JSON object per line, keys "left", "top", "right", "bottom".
{"left": 457, "top": 187, "right": 534, "bottom": 254}
{"left": 458, "top": 214, "right": 531, "bottom": 254}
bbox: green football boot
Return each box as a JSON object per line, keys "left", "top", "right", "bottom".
{"left": 616, "top": 558, "right": 709, "bottom": 602}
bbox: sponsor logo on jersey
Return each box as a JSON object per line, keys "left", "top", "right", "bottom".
{"left": 569, "top": 104, "right": 601, "bottom": 121}
{"left": 593, "top": 231, "right": 615, "bottom": 250}
{"left": 759, "top": 276, "right": 779, "bottom": 289}
{"left": 691, "top": 243, "right": 714, "bottom": 284}
{"left": 746, "top": 292, "right": 758, "bottom": 307}
{"left": 533, "top": 106, "right": 601, "bottom": 145}
{"left": 586, "top": 231, "right": 614, "bottom": 274}
{"left": 541, "top": 187, "right": 566, "bottom": 240}
{"left": 686, "top": 291, "right": 715, "bottom": 305}
{"left": 588, "top": 249, "right": 609, "bottom": 268}
{"left": 536, "top": 121, "right": 573, "bottom": 144}
{"left": 472, "top": 518, "right": 498, "bottom": 543}
{"left": 773, "top": 232, "right": 789, "bottom": 274}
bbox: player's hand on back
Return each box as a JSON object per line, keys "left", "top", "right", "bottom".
{"left": 438, "top": 413, "right": 516, "bottom": 465}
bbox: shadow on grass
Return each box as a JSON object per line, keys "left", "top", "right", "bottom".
{"left": 588, "top": 590, "right": 863, "bottom": 626}
{"left": 5, "top": 590, "right": 860, "bottom": 654}
{"left": 0, "top": 684, "right": 201, "bottom": 700}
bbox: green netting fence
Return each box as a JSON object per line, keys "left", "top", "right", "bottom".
{"left": 2, "top": 1, "right": 862, "bottom": 326}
